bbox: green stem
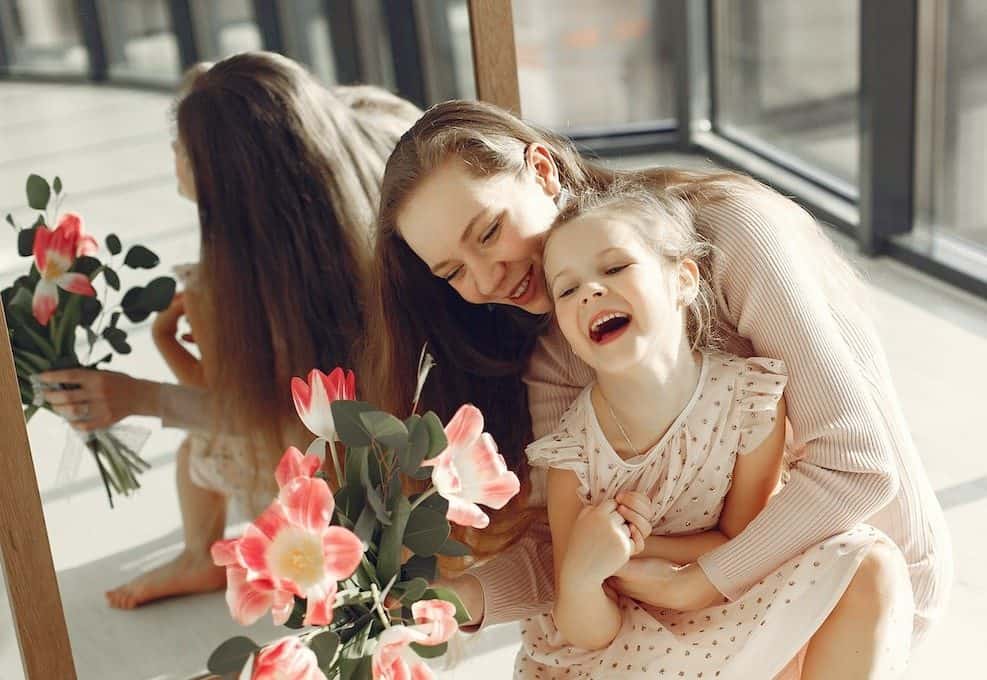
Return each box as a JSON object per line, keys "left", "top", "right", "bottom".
{"left": 327, "top": 438, "right": 344, "bottom": 487}
{"left": 408, "top": 487, "right": 437, "bottom": 514}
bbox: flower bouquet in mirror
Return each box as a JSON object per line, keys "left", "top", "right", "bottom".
{"left": 204, "top": 350, "right": 521, "bottom": 679}
{"left": 1, "top": 174, "right": 176, "bottom": 506}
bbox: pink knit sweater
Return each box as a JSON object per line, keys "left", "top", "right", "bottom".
{"left": 468, "top": 187, "right": 951, "bottom": 643}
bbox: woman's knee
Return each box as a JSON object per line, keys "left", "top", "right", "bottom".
{"left": 839, "top": 541, "right": 907, "bottom": 618}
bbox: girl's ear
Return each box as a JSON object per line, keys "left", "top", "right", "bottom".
{"left": 525, "top": 143, "right": 562, "bottom": 199}
{"left": 677, "top": 258, "right": 701, "bottom": 307}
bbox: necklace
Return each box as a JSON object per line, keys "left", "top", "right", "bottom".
{"left": 599, "top": 388, "right": 642, "bottom": 457}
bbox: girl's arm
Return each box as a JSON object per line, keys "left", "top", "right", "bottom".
{"left": 611, "top": 396, "right": 788, "bottom": 610}
{"left": 549, "top": 468, "right": 625, "bottom": 650}
{"left": 152, "top": 292, "right": 206, "bottom": 387}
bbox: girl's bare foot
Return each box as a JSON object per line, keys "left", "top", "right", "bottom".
{"left": 105, "top": 550, "right": 226, "bottom": 609}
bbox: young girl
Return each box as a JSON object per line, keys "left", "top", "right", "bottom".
{"left": 515, "top": 188, "right": 913, "bottom": 679}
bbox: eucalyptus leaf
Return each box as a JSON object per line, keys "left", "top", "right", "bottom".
{"left": 26, "top": 174, "right": 50, "bottom": 211}
{"left": 309, "top": 630, "right": 340, "bottom": 671}
{"left": 403, "top": 501, "right": 450, "bottom": 557}
{"left": 401, "top": 555, "right": 438, "bottom": 583}
{"left": 17, "top": 227, "right": 36, "bottom": 257}
{"left": 103, "top": 266, "right": 120, "bottom": 291}
{"left": 410, "top": 641, "right": 447, "bottom": 659}
{"left": 401, "top": 416, "right": 431, "bottom": 474}
{"left": 140, "top": 276, "right": 175, "bottom": 311}
{"left": 105, "top": 233, "right": 121, "bottom": 255}
{"left": 5, "top": 213, "right": 15, "bottom": 229}
{"left": 436, "top": 537, "right": 471, "bottom": 557}
{"left": 121, "top": 287, "right": 150, "bottom": 323}
{"left": 331, "top": 401, "right": 375, "bottom": 447}
{"left": 205, "top": 636, "right": 259, "bottom": 675}
{"left": 102, "top": 327, "right": 132, "bottom": 354}
{"left": 109, "top": 311, "right": 120, "bottom": 328}
{"left": 421, "top": 411, "right": 447, "bottom": 459}
{"left": 358, "top": 410, "right": 408, "bottom": 450}
{"left": 79, "top": 296, "right": 102, "bottom": 328}
{"left": 123, "top": 244, "right": 160, "bottom": 269}
{"left": 395, "top": 576, "right": 429, "bottom": 604}
{"left": 73, "top": 255, "right": 101, "bottom": 277}
{"left": 352, "top": 505, "right": 377, "bottom": 545}
{"left": 377, "top": 496, "right": 411, "bottom": 586}
{"left": 53, "top": 176, "right": 62, "bottom": 194}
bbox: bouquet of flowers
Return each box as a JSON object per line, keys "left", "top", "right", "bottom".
{"left": 204, "top": 354, "right": 520, "bottom": 679}
{"left": 2, "top": 174, "right": 175, "bottom": 506}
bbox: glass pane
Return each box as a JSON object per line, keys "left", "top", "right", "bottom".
{"left": 99, "top": 0, "right": 180, "bottom": 83}
{"left": 192, "top": 0, "right": 262, "bottom": 60}
{"left": 278, "top": 0, "right": 338, "bottom": 86}
{"left": 713, "top": 0, "right": 859, "bottom": 191}
{"left": 0, "top": 0, "right": 88, "bottom": 75}
{"left": 417, "top": 0, "right": 476, "bottom": 103}
{"left": 917, "top": 0, "right": 987, "bottom": 257}
{"left": 512, "top": 0, "right": 676, "bottom": 131}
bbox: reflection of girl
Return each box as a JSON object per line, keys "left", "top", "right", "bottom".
{"left": 39, "top": 53, "right": 420, "bottom": 609}
{"left": 517, "top": 188, "right": 911, "bottom": 679}
{"left": 366, "top": 100, "right": 951, "bottom": 675}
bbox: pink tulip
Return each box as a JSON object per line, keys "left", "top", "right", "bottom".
{"left": 246, "top": 636, "right": 326, "bottom": 680}
{"left": 371, "top": 600, "right": 459, "bottom": 680}
{"left": 211, "top": 475, "right": 364, "bottom": 627}
{"left": 31, "top": 212, "right": 98, "bottom": 326}
{"left": 275, "top": 446, "right": 322, "bottom": 489}
{"left": 291, "top": 368, "right": 357, "bottom": 441}
{"left": 422, "top": 405, "right": 520, "bottom": 529}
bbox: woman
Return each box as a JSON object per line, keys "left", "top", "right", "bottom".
{"left": 365, "top": 100, "right": 951, "bottom": 676}
{"left": 39, "top": 52, "right": 421, "bottom": 609}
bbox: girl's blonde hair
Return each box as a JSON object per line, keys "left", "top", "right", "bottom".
{"left": 548, "top": 185, "right": 720, "bottom": 352}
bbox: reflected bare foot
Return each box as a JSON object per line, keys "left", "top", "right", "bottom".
{"left": 105, "top": 550, "right": 226, "bottom": 610}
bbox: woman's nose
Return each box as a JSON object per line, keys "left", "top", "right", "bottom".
{"left": 473, "top": 260, "right": 506, "bottom": 298}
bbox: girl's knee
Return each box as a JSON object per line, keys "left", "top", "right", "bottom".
{"left": 841, "top": 541, "right": 908, "bottom": 616}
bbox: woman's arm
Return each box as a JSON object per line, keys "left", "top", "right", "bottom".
{"left": 695, "top": 190, "right": 899, "bottom": 600}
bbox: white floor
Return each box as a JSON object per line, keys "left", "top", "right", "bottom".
{"left": 0, "top": 82, "right": 984, "bottom": 679}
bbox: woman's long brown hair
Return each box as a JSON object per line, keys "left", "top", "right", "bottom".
{"left": 365, "top": 100, "right": 760, "bottom": 559}
{"left": 175, "top": 53, "right": 420, "bottom": 485}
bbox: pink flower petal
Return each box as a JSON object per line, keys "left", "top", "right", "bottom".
{"left": 32, "top": 226, "right": 52, "bottom": 272}
{"left": 302, "top": 581, "right": 338, "bottom": 626}
{"left": 477, "top": 474, "right": 521, "bottom": 509}
{"left": 238, "top": 506, "right": 289, "bottom": 574}
{"left": 211, "top": 539, "right": 241, "bottom": 567}
{"left": 225, "top": 567, "right": 275, "bottom": 626}
{"left": 411, "top": 599, "right": 458, "bottom": 645}
{"left": 408, "top": 661, "right": 434, "bottom": 680}
{"left": 275, "top": 446, "right": 322, "bottom": 489}
{"left": 445, "top": 497, "right": 489, "bottom": 529}
{"left": 321, "top": 526, "right": 364, "bottom": 580}
{"left": 279, "top": 477, "right": 335, "bottom": 533}
{"left": 31, "top": 280, "right": 59, "bottom": 326}
{"left": 252, "top": 636, "right": 325, "bottom": 680}
{"left": 56, "top": 272, "right": 96, "bottom": 297}
{"left": 270, "top": 589, "right": 296, "bottom": 626}
{"left": 443, "top": 404, "right": 483, "bottom": 449}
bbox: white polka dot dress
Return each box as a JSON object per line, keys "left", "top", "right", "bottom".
{"left": 516, "top": 353, "right": 913, "bottom": 679}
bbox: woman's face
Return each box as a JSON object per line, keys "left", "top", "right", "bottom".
{"left": 397, "top": 145, "right": 561, "bottom": 315}
{"left": 172, "top": 136, "right": 196, "bottom": 202}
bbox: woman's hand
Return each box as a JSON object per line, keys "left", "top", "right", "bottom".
{"left": 152, "top": 292, "right": 194, "bottom": 343}
{"left": 562, "top": 499, "right": 635, "bottom": 587}
{"left": 616, "top": 490, "right": 651, "bottom": 554}
{"left": 37, "top": 369, "right": 159, "bottom": 432}
{"left": 608, "top": 559, "right": 722, "bottom": 611}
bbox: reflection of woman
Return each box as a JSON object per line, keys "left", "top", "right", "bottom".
{"left": 40, "top": 52, "right": 420, "bottom": 609}
{"left": 366, "top": 100, "right": 951, "bottom": 675}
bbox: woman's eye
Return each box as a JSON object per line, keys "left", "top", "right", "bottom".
{"left": 605, "top": 264, "right": 629, "bottom": 275}
{"left": 480, "top": 220, "right": 500, "bottom": 244}
{"left": 443, "top": 267, "right": 463, "bottom": 282}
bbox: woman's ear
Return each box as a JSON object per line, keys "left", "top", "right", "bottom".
{"left": 525, "top": 143, "right": 561, "bottom": 199}
{"left": 677, "top": 258, "right": 701, "bottom": 307}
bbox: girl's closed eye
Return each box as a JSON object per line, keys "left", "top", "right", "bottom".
{"left": 556, "top": 283, "right": 578, "bottom": 299}
{"left": 480, "top": 217, "right": 501, "bottom": 245}
{"left": 604, "top": 263, "right": 631, "bottom": 276}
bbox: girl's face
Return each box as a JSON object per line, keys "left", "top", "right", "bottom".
{"left": 172, "top": 136, "right": 196, "bottom": 202}
{"left": 397, "top": 146, "right": 561, "bottom": 315}
{"left": 543, "top": 214, "right": 697, "bottom": 374}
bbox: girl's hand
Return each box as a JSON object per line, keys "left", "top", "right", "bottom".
{"left": 562, "top": 500, "right": 634, "bottom": 585}
{"left": 616, "top": 490, "right": 651, "bottom": 555}
{"left": 36, "top": 369, "right": 157, "bottom": 432}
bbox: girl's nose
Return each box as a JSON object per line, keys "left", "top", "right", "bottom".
{"left": 581, "top": 289, "right": 604, "bottom": 305}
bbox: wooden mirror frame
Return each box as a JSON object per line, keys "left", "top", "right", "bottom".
{"left": 0, "top": 2, "right": 520, "bottom": 677}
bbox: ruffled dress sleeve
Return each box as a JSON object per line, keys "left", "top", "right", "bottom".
{"left": 734, "top": 356, "right": 788, "bottom": 455}
{"left": 525, "top": 397, "right": 593, "bottom": 503}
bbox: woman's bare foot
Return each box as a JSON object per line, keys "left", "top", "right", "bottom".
{"left": 105, "top": 550, "right": 227, "bottom": 609}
